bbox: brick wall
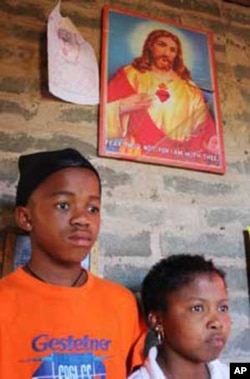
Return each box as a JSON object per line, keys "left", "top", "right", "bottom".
{"left": 0, "top": 0, "right": 250, "bottom": 362}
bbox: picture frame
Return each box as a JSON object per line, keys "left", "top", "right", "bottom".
{"left": 99, "top": 6, "right": 225, "bottom": 174}
{"left": 1, "top": 227, "right": 98, "bottom": 277}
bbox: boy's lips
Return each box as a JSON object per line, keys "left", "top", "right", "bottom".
{"left": 68, "top": 232, "right": 92, "bottom": 247}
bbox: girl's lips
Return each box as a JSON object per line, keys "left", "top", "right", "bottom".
{"left": 206, "top": 335, "right": 225, "bottom": 349}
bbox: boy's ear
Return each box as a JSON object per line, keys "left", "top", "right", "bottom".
{"left": 15, "top": 206, "right": 32, "bottom": 232}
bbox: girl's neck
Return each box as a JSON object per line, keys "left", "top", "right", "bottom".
{"left": 157, "top": 350, "right": 210, "bottom": 379}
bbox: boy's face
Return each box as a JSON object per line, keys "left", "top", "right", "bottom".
{"left": 158, "top": 273, "right": 231, "bottom": 363}
{"left": 16, "top": 167, "right": 101, "bottom": 266}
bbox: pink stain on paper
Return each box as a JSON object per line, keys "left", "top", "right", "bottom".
{"left": 48, "top": 1, "right": 99, "bottom": 105}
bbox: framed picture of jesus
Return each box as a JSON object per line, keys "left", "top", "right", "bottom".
{"left": 98, "top": 6, "right": 225, "bottom": 174}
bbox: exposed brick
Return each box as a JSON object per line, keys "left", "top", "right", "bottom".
{"left": 104, "top": 264, "right": 147, "bottom": 291}
{"left": 100, "top": 231, "right": 151, "bottom": 257}
{"left": 58, "top": 107, "right": 98, "bottom": 123}
{"left": 0, "top": 100, "right": 38, "bottom": 120}
{"left": 97, "top": 166, "right": 132, "bottom": 189}
{"left": 156, "top": 0, "right": 220, "bottom": 16}
{"left": 205, "top": 208, "right": 250, "bottom": 227}
{"left": 160, "top": 232, "right": 244, "bottom": 259}
{"left": 163, "top": 175, "right": 234, "bottom": 195}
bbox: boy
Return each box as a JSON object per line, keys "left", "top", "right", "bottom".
{"left": 0, "top": 148, "right": 143, "bottom": 378}
{"left": 129, "top": 254, "right": 231, "bottom": 379}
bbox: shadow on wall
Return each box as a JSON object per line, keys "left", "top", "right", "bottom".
{"left": 243, "top": 230, "right": 250, "bottom": 307}
{"left": 0, "top": 197, "right": 16, "bottom": 230}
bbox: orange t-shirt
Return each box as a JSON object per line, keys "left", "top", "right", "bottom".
{"left": 0, "top": 268, "right": 144, "bottom": 379}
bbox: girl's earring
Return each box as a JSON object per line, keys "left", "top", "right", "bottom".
{"left": 148, "top": 313, "right": 164, "bottom": 345}
{"left": 155, "top": 324, "right": 164, "bottom": 345}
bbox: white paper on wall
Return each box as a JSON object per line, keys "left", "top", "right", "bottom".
{"left": 47, "top": 0, "right": 99, "bottom": 105}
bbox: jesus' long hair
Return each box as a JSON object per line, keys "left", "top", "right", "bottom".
{"left": 132, "top": 29, "right": 191, "bottom": 81}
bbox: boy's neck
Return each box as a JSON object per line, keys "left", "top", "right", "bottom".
{"left": 23, "top": 263, "right": 88, "bottom": 287}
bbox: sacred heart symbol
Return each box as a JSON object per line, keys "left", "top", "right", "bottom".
{"left": 156, "top": 84, "right": 170, "bottom": 102}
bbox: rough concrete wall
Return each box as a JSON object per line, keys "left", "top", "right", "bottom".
{"left": 0, "top": 0, "right": 249, "bottom": 362}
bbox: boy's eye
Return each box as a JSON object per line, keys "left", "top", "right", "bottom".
{"left": 87, "top": 205, "right": 100, "bottom": 214}
{"left": 191, "top": 304, "right": 204, "bottom": 312}
{"left": 56, "top": 202, "right": 69, "bottom": 210}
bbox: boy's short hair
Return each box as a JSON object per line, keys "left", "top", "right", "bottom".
{"left": 16, "top": 148, "right": 101, "bottom": 206}
{"left": 141, "top": 254, "right": 226, "bottom": 317}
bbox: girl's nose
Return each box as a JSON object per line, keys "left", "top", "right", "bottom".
{"left": 207, "top": 312, "right": 223, "bottom": 330}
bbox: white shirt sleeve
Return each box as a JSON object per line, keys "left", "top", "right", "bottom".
{"left": 127, "top": 347, "right": 166, "bottom": 379}
{"left": 208, "top": 360, "right": 230, "bottom": 379}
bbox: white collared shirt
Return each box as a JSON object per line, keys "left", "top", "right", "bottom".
{"left": 128, "top": 346, "right": 229, "bottom": 379}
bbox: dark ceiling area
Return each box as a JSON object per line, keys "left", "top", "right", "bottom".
{"left": 223, "top": 0, "right": 250, "bottom": 6}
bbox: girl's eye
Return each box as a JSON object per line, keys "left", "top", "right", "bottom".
{"left": 56, "top": 202, "right": 69, "bottom": 210}
{"left": 191, "top": 304, "right": 204, "bottom": 312}
{"left": 219, "top": 304, "right": 229, "bottom": 313}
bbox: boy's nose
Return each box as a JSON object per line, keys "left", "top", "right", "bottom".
{"left": 70, "top": 210, "right": 90, "bottom": 226}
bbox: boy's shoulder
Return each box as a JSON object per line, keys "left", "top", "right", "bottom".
{"left": 0, "top": 268, "right": 20, "bottom": 290}
{"left": 0, "top": 269, "right": 22, "bottom": 319}
{"left": 89, "top": 272, "right": 135, "bottom": 298}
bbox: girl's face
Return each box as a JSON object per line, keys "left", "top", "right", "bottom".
{"left": 158, "top": 273, "right": 231, "bottom": 364}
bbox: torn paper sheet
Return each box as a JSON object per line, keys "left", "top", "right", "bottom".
{"left": 47, "top": 1, "right": 99, "bottom": 105}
